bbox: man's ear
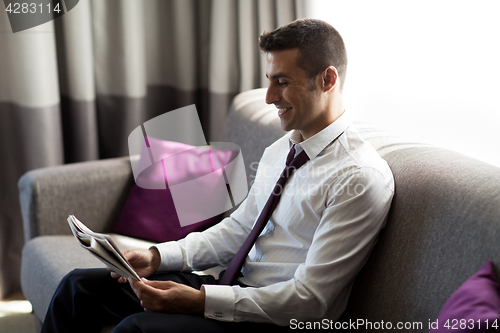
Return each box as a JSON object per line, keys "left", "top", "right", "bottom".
{"left": 322, "top": 66, "right": 338, "bottom": 92}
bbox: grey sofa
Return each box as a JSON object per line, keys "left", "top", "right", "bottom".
{"left": 20, "top": 88, "right": 500, "bottom": 332}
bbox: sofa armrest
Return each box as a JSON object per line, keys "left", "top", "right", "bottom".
{"left": 18, "top": 156, "right": 135, "bottom": 242}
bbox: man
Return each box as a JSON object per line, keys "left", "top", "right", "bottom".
{"left": 42, "top": 18, "right": 394, "bottom": 332}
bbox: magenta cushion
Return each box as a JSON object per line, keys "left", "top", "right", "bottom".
{"left": 113, "top": 137, "right": 235, "bottom": 242}
{"left": 429, "top": 261, "right": 500, "bottom": 332}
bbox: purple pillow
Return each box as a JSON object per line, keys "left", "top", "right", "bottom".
{"left": 113, "top": 137, "right": 236, "bottom": 242}
{"left": 429, "top": 261, "right": 500, "bottom": 333}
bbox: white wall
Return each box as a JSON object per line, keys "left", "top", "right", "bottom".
{"left": 312, "top": 0, "right": 500, "bottom": 167}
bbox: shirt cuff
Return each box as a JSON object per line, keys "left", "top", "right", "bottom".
{"left": 202, "top": 284, "right": 235, "bottom": 322}
{"left": 150, "top": 241, "right": 184, "bottom": 272}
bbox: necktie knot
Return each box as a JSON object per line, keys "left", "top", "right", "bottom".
{"left": 284, "top": 146, "right": 309, "bottom": 178}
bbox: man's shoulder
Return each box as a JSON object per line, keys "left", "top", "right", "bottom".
{"left": 332, "top": 125, "right": 394, "bottom": 185}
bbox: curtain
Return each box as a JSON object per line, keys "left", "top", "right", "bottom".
{"left": 0, "top": 0, "right": 310, "bottom": 299}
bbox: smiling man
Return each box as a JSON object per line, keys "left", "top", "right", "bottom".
{"left": 41, "top": 19, "right": 394, "bottom": 333}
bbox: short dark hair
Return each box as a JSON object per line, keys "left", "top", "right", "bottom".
{"left": 259, "top": 18, "right": 347, "bottom": 90}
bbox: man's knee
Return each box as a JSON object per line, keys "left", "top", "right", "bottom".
{"left": 50, "top": 268, "right": 114, "bottom": 309}
{"left": 62, "top": 268, "right": 99, "bottom": 283}
{"left": 57, "top": 268, "right": 110, "bottom": 292}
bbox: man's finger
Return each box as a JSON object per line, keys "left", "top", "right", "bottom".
{"left": 128, "top": 277, "right": 149, "bottom": 295}
{"left": 130, "top": 278, "right": 157, "bottom": 293}
{"left": 128, "top": 278, "right": 159, "bottom": 310}
{"left": 109, "top": 271, "right": 127, "bottom": 283}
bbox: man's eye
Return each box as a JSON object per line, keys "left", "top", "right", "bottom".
{"left": 278, "top": 81, "right": 288, "bottom": 87}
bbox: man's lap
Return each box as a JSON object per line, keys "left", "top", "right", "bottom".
{"left": 54, "top": 268, "right": 290, "bottom": 333}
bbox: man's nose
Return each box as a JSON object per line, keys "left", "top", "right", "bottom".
{"left": 265, "top": 84, "right": 281, "bottom": 105}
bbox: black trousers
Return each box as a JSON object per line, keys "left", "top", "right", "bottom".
{"left": 41, "top": 268, "right": 292, "bottom": 333}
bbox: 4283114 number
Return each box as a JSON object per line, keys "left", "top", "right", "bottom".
{"left": 444, "top": 318, "right": 498, "bottom": 330}
{"left": 5, "top": 2, "right": 61, "bottom": 14}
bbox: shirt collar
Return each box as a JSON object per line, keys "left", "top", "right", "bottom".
{"left": 289, "top": 112, "right": 351, "bottom": 160}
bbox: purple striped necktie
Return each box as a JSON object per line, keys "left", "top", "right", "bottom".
{"left": 219, "top": 145, "right": 310, "bottom": 285}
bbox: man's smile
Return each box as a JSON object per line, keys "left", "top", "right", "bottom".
{"left": 277, "top": 106, "right": 293, "bottom": 117}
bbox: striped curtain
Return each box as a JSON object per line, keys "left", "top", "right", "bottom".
{"left": 0, "top": 0, "right": 310, "bottom": 298}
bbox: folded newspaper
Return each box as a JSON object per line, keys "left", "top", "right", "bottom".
{"left": 67, "top": 215, "right": 141, "bottom": 281}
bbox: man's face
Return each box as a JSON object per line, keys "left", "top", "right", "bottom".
{"left": 265, "top": 49, "right": 328, "bottom": 140}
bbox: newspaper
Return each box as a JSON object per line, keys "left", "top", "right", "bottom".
{"left": 67, "top": 215, "right": 140, "bottom": 281}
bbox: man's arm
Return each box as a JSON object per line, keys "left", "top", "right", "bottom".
{"left": 150, "top": 144, "right": 275, "bottom": 274}
{"left": 109, "top": 162, "right": 265, "bottom": 314}
{"left": 153, "top": 178, "right": 262, "bottom": 273}
{"left": 110, "top": 197, "right": 259, "bottom": 314}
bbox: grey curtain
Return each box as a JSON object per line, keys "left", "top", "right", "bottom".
{"left": 0, "top": 0, "right": 310, "bottom": 299}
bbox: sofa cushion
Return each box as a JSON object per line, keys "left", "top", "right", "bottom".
{"left": 429, "top": 261, "right": 500, "bottom": 332}
{"left": 113, "top": 137, "right": 236, "bottom": 242}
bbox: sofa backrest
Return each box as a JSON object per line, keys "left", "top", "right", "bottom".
{"left": 343, "top": 123, "right": 500, "bottom": 329}
{"left": 222, "top": 88, "right": 500, "bottom": 331}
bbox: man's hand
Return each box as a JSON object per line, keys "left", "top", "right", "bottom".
{"left": 129, "top": 278, "right": 206, "bottom": 314}
{"left": 109, "top": 248, "right": 161, "bottom": 283}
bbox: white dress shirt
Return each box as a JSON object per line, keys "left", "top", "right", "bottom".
{"left": 155, "top": 113, "right": 394, "bottom": 326}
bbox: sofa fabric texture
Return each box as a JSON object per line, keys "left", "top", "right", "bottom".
{"left": 19, "top": 88, "right": 500, "bottom": 331}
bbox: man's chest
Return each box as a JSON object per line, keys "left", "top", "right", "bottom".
{"left": 252, "top": 156, "right": 338, "bottom": 237}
